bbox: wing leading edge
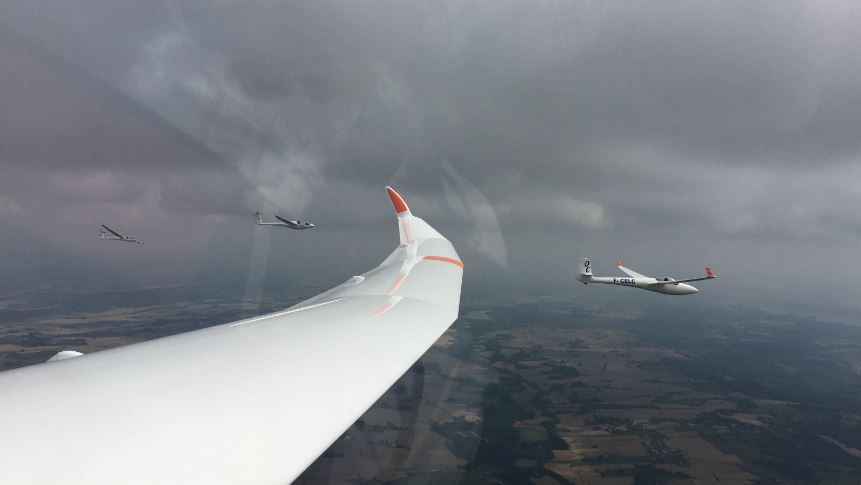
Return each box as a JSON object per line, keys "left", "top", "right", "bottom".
{"left": 0, "top": 187, "right": 463, "bottom": 485}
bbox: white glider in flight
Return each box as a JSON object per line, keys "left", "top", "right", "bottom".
{"left": 99, "top": 224, "right": 143, "bottom": 244}
{"left": 0, "top": 187, "right": 462, "bottom": 484}
{"left": 255, "top": 211, "right": 315, "bottom": 229}
{"left": 576, "top": 258, "right": 715, "bottom": 295}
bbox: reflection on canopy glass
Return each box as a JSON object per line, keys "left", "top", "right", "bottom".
{"left": 1, "top": 1, "right": 860, "bottom": 484}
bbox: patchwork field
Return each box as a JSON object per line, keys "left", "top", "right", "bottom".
{"left": 2, "top": 286, "right": 860, "bottom": 484}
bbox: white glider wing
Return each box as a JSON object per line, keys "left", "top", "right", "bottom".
{"left": 651, "top": 266, "right": 716, "bottom": 285}
{"left": 616, "top": 259, "right": 648, "bottom": 279}
{"left": 0, "top": 187, "right": 463, "bottom": 485}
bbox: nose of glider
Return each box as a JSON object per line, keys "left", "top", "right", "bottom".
{"left": 675, "top": 283, "right": 698, "bottom": 295}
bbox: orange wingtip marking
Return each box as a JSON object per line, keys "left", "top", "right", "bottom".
{"left": 616, "top": 259, "right": 622, "bottom": 267}
{"left": 423, "top": 255, "right": 464, "bottom": 268}
{"left": 386, "top": 186, "right": 410, "bottom": 214}
{"left": 706, "top": 266, "right": 714, "bottom": 277}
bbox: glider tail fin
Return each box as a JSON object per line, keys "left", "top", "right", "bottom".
{"left": 577, "top": 257, "right": 593, "bottom": 282}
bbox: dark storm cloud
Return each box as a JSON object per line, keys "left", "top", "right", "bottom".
{"left": 0, "top": 32, "right": 250, "bottom": 211}
{"left": 1, "top": 1, "right": 860, "bottom": 301}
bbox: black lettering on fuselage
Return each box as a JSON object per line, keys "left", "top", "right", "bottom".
{"left": 613, "top": 278, "right": 636, "bottom": 286}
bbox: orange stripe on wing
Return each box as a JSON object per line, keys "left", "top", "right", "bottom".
{"left": 368, "top": 302, "right": 394, "bottom": 318}
{"left": 368, "top": 296, "right": 403, "bottom": 319}
{"left": 386, "top": 272, "right": 407, "bottom": 295}
{"left": 423, "top": 255, "right": 464, "bottom": 268}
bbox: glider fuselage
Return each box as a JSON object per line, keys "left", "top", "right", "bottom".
{"left": 576, "top": 258, "right": 713, "bottom": 296}
{"left": 255, "top": 212, "right": 315, "bottom": 229}
{"left": 580, "top": 276, "right": 698, "bottom": 295}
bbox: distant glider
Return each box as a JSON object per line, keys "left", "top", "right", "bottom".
{"left": 576, "top": 258, "right": 715, "bottom": 295}
{"left": 255, "top": 211, "right": 315, "bottom": 230}
{"left": 99, "top": 225, "right": 143, "bottom": 244}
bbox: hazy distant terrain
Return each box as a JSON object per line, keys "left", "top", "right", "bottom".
{"left": 298, "top": 297, "right": 861, "bottom": 484}
{"left": 2, "top": 285, "right": 860, "bottom": 484}
{"left": 0, "top": 282, "right": 321, "bottom": 370}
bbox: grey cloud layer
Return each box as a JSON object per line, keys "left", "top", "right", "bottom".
{"left": 1, "top": 1, "right": 859, "bottom": 302}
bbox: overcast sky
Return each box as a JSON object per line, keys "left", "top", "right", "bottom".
{"left": 1, "top": 1, "right": 859, "bottom": 310}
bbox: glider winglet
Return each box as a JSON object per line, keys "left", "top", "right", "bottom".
{"left": 706, "top": 266, "right": 714, "bottom": 278}
{"left": 387, "top": 186, "right": 413, "bottom": 244}
{"left": 386, "top": 186, "right": 410, "bottom": 215}
{"left": 385, "top": 186, "right": 446, "bottom": 244}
